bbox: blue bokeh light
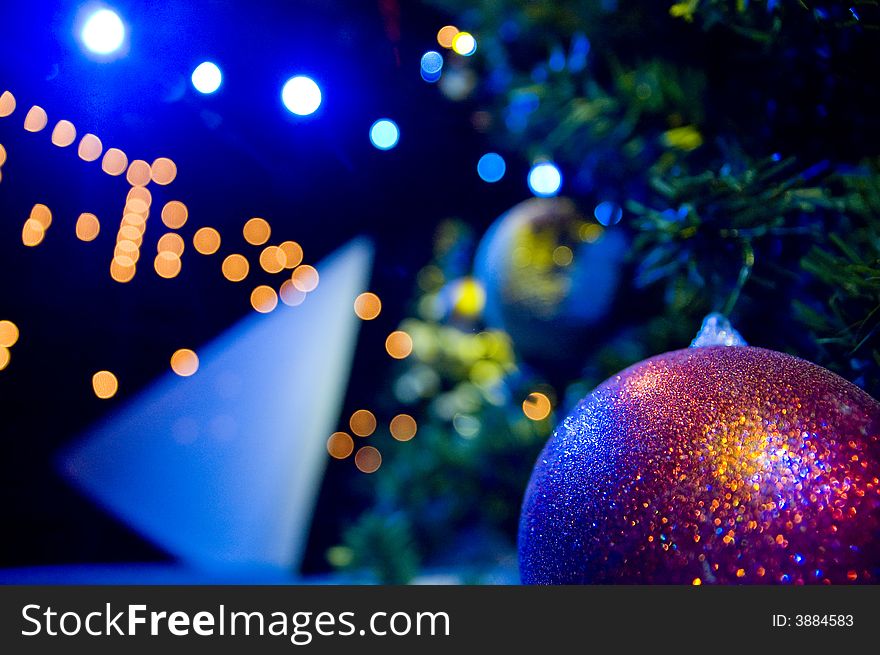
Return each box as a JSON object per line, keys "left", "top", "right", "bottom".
{"left": 370, "top": 119, "right": 400, "bottom": 150}
{"left": 527, "top": 162, "right": 562, "bottom": 197}
{"left": 420, "top": 50, "right": 444, "bottom": 83}
{"left": 281, "top": 76, "right": 322, "bottom": 116}
{"left": 81, "top": 8, "right": 125, "bottom": 56}
{"left": 191, "top": 62, "right": 222, "bottom": 94}
{"left": 594, "top": 201, "right": 623, "bottom": 226}
{"left": 421, "top": 51, "right": 443, "bottom": 75}
{"left": 477, "top": 153, "right": 506, "bottom": 183}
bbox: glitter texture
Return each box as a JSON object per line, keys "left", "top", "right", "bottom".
{"left": 519, "top": 346, "right": 880, "bottom": 584}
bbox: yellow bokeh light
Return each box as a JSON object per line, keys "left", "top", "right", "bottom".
{"left": 157, "top": 232, "right": 185, "bottom": 256}
{"left": 452, "top": 31, "right": 476, "bottom": 56}
{"left": 21, "top": 219, "right": 45, "bottom": 247}
{"left": 385, "top": 330, "right": 413, "bottom": 359}
{"left": 0, "top": 346, "right": 9, "bottom": 371}
{"left": 50, "top": 120, "right": 76, "bottom": 147}
{"left": 110, "top": 255, "right": 136, "bottom": 283}
{"left": 354, "top": 446, "right": 382, "bottom": 474}
{"left": 221, "top": 254, "right": 249, "bottom": 282}
{"left": 452, "top": 277, "right": 485, "bottom": 317}
{"left": 92, "top": 370, "right": 119, "bottom": 399}
{"left": 250, "top": 285, "right": 278, "bottom": 313}
{"left": 259, "top": 245, "right": 286, "bottom": 274}
{"left": 154, "top": 251, "right": 182, "bottom": 279}
{"left": 77, "top": 133, "right": 103, "bottom": 162}
{"left": 0, "top": 143, "right": 5, "bottom": 167}
{"left": 353, "top": 292, "right": 382, "bottom": 320}
{"left": 30, "top": 203, "right": 52, "bottom": 229}
{"left": 580, "top": 223, "right": 604, "bottom": 243}
{"left": 102, "top": 148, "right": 128, "bottom": 176}
{"left": 161, "top": 201, "right": 188, "bottom": 229}
{"left": 126, "top": 159, "right": 152, "bottom": 187}
{"left": 522, "top": 392, "right": 552, "bottom": 421}
{"left": 23, "top": 105, "right": 48, "bottom": 132}
{"left": 279, "top": 240, "right": 303, "bottom": 269}
{"left": 193, "top": 227, "right": 222, "bottom": 255}
{"left": 552, "top": 245, "right": 574, "bottom": 267}
{"left": 437, "top": 25, "right": 459, "bottom": 48}
{"left": 327, "top": 432, "right": 355, "bottom": 459}
{"left": 0, "top": 320, "right": 19, "bottom": 348}
{"left": 76, "top": 212, "right": 101, "bottom": 241}
{"left": 291, "top": 264, "right": 319, "bottom": 292}
{"left": 243, "top": 217, "right": 271, "bottom": 246}
{"left": 390, "top": 414, "right": 417, "bottom": 441}
{"left": 150, "top": 157, "right": 177, "bottom": 185}
{"left": 349, "top": 409, "right": 377, "bottom": 437}
{"left": 279, "top": 279, "right": 306, "bottom": 306}
{"left": 170, "top": 348, "right": 200, "bottom": 377}
{"left": 0, "top": 90, "right": 15, "bottom": 117}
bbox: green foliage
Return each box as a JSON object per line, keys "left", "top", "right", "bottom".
{"left": 795, "top": 161, "right": 880, "bottom": 389}
{"left": 330, "top": 512, "right": 420, "bottom": 584}
{"left": 423, "top": 0, "right": 880, "bottom": 386}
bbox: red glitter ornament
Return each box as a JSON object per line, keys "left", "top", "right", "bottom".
{"left": 519, "top": 346, "right": 880, "bottom": 584}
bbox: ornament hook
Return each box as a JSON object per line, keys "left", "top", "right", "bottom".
{"left": 689, "top": 312, "right": 747, "bottom": 348}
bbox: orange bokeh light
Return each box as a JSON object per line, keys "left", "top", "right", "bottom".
{"left": 51, "top": 120, "right": 76, "bottom": 147}
{"left": 30, "top": 203, "right": 52, "bottom": 229}
{"left": 243, "top": 217, "right": 271, "bottom": 246}
{"left": 110, "top": 255, "right": 136, "bottom": 283}
{"left": 250, "top": 285, "right": 278, "bottom": 313}
{"left": 390, "top": 414, "right": 418, "bottom": 441}
{"left": 126, "top": 159, "right": 152, "bottom": 186}
{"left": 291, "top": 265, "right": 319, "bottom": 292}
{"left": 522, "top": 392, "right": 552, "bottom": 421}
{"left": 77, "top": 133, "right": 103, "bottom": 162}
{"left": 23, "top": 105, "right": 47, "bottom": 132}
{"left": 21, "top": 219, "right": 45, "bottom": 247}
{"left": 170, "top": 348, "right": 200, "bottom": 377}
{"left": 161, "top": 201, "right": 188, "bottom": 229}
{"left": 353, "top": 292, "right": 382, "bottom": 320}
{"left": 193, "top": 227, "right": 222, "bottom": 255}
{"left": 0, "top": 90, "right": 15, "bottom": 117}
{"left": 385, "top": 330, "right": 413, "bottom": 359}
{"left": 157, "top": 232, "right": 185, "bottom": 256}
{"left": 154, "top": 251, "right": 182, "bottom": 279}
{"left": 327, "top": 432, "right": 355, "bottom": 459}
{"left": 0, "top": 320, "right": 19, "bottom": 348}
{"left": 259, "top": 245, "right": 286, "bottom": 274}
{"left": 437, "top": 25, "right": 459, "bottom": 49}
{"left": 221, "top": 254, "right": 249, "bottom": 282}
{"left": 354, "top": 446, "right": 382, "bottom": 473}
{"left": 102, "top": 148, "right": 128, "bottom": 176}
{"left": 92, "top": 370, "right": 119, "bottom": 399}
{"left": 150, "top": 157, "right": 177, "bottom": 185}
{"left": 76, "top": 213, "right": 101, "bottom": 241}
{"left": 279, "top": 241, "right": 303, "bottom": 269}
{"left": 349, "top": 409, "right": 377, "bottom": 437}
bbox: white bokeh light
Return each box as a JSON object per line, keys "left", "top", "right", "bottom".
{"left": 81, "top": 8, "right": 125, "bottom": 56}
{"left": 281, "top": 76, "right": 322, "bottom": 116}
{"left": 191, "top": 62, "right": 223, "bottom": 94}
{"left": 528, "top": 162, "right": 562, "bottom": 197}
